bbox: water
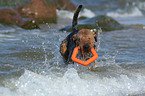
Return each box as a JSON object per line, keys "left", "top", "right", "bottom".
{"left": 0, "top": 0, "right": 145, "bottom": 96}
{"left": 0, "top": 24, "right": 145, "bottom": 96}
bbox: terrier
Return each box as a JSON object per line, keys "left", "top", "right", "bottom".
{"left": 60, "top": 5, "right": 97, "bottom": 63}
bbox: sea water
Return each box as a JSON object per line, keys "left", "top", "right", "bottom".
{"left": 1, "top": 0, "right": 145, "bottom": 96}
{"left": 0, "top": 24, "right": 145, "bottom": 96}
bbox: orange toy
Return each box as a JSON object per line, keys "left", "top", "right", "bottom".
{"left": 71, "top": 47, "right": 98, "bottom": 66}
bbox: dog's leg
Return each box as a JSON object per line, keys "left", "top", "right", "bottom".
{"left": 67, "top": 44, "right": 76, "bottom": 63}
{"left": 60, "top": 39, "right": 68, "bottom": 62}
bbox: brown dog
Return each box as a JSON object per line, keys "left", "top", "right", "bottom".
{"left": 60, "top": 5, "right": 97, "bottom": 64}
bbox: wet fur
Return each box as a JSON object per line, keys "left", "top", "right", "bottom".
{"left": 60, "top": 5, "right": 97, "bottom": 63}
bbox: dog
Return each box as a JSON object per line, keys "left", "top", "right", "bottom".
{"left": 60, "top": 5, "right": 97, "bottom": 64}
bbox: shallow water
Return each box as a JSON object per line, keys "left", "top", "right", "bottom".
{"left": 1, "top": 0, "right": 145, "bottom": 95}
{"left": 0, "top": 20, "right": 145, "bottom": 96}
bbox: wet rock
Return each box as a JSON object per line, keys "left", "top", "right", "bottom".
{"left": 60, "top": 15, "right": 124, "bottom": 32}
{"left": 82, "top": 15, "right": 124, "bottom": 31}
{"left": 79, "top": 16, "right": 88, "bottom": 20}
{"left": 19, "top": 18, "right": 40, "bottom": 29}
{"left": 54, "top": 0, "right": 76, "bottom": 11}
{"left": 0, "top": 8, "right": 39, "bottom": 29}
{"left": 0, "top": 8, "right": 21, "bottom": 25}
{"left": 16, "top": 0, "right": 57, "bottom": 24}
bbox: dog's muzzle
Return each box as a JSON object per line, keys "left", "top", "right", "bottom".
{"left": 83, "top": 44, "right": 90, "bottom": 51}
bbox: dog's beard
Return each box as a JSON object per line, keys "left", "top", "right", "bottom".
{"left": 82, "top": 52, "right": 91, "bottom": 60}
{"left": 77, "top": 46, "right": 92, "bottom": 60}
{"left": 77, "top": 50, "right": 91, "bottom": 60}
{"left": 80, "top": 45, "right": 91, "bottom": 54}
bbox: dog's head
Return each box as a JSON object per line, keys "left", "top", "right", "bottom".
{"left": 71, "top": 29, "right": 97, "bottom": 56}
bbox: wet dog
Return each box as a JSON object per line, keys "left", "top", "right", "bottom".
{"left": 60, "top": 5, "right": 97, "bottom": 64}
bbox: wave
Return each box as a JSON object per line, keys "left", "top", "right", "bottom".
{"left": 57, "top": 8, "right": 96, "bottom": 19}
{"left": 1, "top": 67, "right": 145, "bottom": 96}
{"left": 107, "top": 7, "right": 143, "bottom": 17}
{"left": 136, "top": 1, "right": 145, "bottom": 11}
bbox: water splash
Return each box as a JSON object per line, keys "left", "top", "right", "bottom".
{"left": 42, "top": 42, "right": 49, "bottom": 68}
{"left": 97, "top": 26, "right": 103, "bottom": 52}
{"left": 1, "top": 68, "right": 145, "bottom": 96}
{"left": 107, "top": 7, "right": 143, "bottom": 17}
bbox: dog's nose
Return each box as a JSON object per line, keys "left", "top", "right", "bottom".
{"left": 83, "top": 44, "right": 90, "bottom": 50}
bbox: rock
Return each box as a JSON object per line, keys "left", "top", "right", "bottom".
{"left": 79, "top": 16, "right": 88, "bottom": 20}
{"left": 82, "top": 15, "right": 124, "bottom": 31}
{"left": 19, "top": 18, "right": 40, "bottom": 29}
{"left": 0, "top": 8, "right": 39, "bottom": 29}
{"left": 16, "top": 0, "right": 57, "bottom": 24}
{"left": 54, "top": 0, "right": 76, "bottom": 11}
{"left": 0, "top": 8, "right": 21, "bottom": 25}
{"left": 60, "top": 15, "right": 124, "bottom": 32}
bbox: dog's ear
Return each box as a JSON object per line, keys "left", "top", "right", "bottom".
{"left": 91, "top": 29, "right": 98, "bottom": 42}
{"left": 71, "top": 34, "right": 77, "bottom": 43}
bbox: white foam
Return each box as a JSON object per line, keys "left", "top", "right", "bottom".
{"left": 57, "top": 8, "right": 96, "bottom": 19}
{"left": 107, "top": 7, "right": 143, "bottom": 17}
{"left": 79, "top": 8, "right": 96, "bottom": 18}
{"left": 57, "top": 10, "right": 74, "bottom": 19}
{"left": 0, "top": 86, "right": 17, "bottom": 96}
{"left": 1, "top": 68, "right": 145, "bottom": 96}
{"left": 136, "top": 1, "right": 145, "bottom": 11}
